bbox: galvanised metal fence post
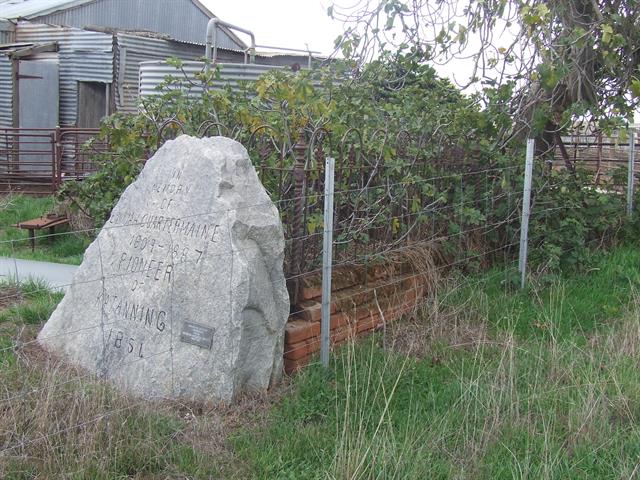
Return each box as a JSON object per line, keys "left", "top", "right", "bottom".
{"left": 518, "top": 139, "right": 535, "bottom": 289}
{"left": 627, "top": 129, "right": 635, "bottom": 217}
{"left": 321, "top": 156, "right": 335, "bottom": 368}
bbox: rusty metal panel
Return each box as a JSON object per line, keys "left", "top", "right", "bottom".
{"left": 77, "top": 81, "right": 107, "bottom": 128}
{"left": 0, "top": 55, "right": 12, "bottom": 127}
{"left": 0, "top": 30, "right": 13, "bottom": 43}
{"left": 23, "top": 0, "right": 243, "bottom": 48}
{"left": 0, "top": 30, "right": 13, "bottom": 44}
{"left": 15, "top": 22, "right": 113, "bottom": 127}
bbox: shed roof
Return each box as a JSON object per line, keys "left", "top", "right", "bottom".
{"left": 0, "top": 0, "right": 246, "bottom": 49}
{"left": 0, "top": 0, "right": 221, "bottom": 20}
{"left": 0, "top": 0, "right": 90, "bottom": 19}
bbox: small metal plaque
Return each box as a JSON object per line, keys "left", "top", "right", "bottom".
{"left": 180, "top": 321, "right": 215, "bottom": 350}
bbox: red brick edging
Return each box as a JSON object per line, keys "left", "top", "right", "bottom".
{"left": 284, "top": 262, "right": 428, "bottom": 374}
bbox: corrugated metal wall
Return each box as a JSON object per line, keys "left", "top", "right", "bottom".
{"left": 15, "top": 22, "right": 113, "bottom": 127}
{"left": 10, "top": 23, "right": 247, "bottom": 124}
{"left": 0, "top": 19, "right": 15, "bottom": 44}
{"left": 28, "top": 0, "right": 242, "bottom": 49}
{"left": 0, "top": 30, "right": 14, "bottom": 44}
{"left": 115, "top": 33, "right": 215, "bottom": 113}
{"left": 0, "top": 55, "right": 12, "bottom": 127}
{"left": 139, "top": 61, "right": 283, "bottom": 98}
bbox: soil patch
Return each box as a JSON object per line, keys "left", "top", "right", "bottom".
{"left": 0, "top": 285, "right": 23, "bottom": 311}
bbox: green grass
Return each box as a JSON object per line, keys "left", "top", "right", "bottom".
{"left": 0, "top": 247, "right": 639, "bottom": 478}
{"left": 0, "top": 195, "right": 92, "bottom": 265}
{"left": 472, "top": 246, "right": 640, "bottom": 338}
{"left": 0, "top": 280, "right": 64, "bottom": 325}
{"left": 231, "top": 247, "right": 640, "bottom": 479}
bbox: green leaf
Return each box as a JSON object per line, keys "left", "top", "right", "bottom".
{"left": 631, "top": 79, "right": 640, "bottom": 98}
{"left": 601, "top": 23, "right": 613, "bottom": 45}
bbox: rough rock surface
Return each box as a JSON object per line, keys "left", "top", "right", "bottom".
{"left": 38, "top": 135, "right": 289, "bottom": 402}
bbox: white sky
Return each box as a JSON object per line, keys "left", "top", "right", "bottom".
{"left": 201, "top": 0, "right": 640, "bottom": 122}
{"left": 201, "top": 0, "right": 345, "bottom": 57}
{"left": 201, "top": 0, "right": 478, "bottom": 90}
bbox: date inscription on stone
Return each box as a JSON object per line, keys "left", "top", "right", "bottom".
{"left": 180, "top": 321, "right": 215, "bottom": 350}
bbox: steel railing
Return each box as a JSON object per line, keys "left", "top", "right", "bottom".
{"left": 0, "top": 127, "right": 108, "bottom": 193}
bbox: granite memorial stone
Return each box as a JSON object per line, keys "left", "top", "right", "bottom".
{"left": 38, "top": 135, "right": 289, "bottom": 402}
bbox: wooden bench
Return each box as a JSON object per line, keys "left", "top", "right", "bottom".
{"left": 14, "top": 215, "right": 70, "bottom": 251}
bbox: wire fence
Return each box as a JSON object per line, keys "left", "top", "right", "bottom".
{"left": 0, "top": 127, "right": 638, "bottom": 468}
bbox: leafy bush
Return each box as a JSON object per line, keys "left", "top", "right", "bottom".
{"left": 58, "top": 56, "right": 638, "bottom": 275}
{"left": 529, "top": 167, "right": 638, "bottom": 273}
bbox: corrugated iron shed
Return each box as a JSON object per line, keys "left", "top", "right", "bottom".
{"left": 0, "top": 22, "right": 246, "bottom": 126}
{"left": 14, "top": 22, "right": 113, "bottom": 127}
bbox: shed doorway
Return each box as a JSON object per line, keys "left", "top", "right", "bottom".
{"left": 77, "top": 81, "right": 109, "bottom": 128}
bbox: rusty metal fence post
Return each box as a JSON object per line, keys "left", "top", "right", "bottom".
{"left": 52, "top": 126, "right": 61, "bottom": 191}
{"left": 290, "top": 131, "right": 308, "bottom": 304}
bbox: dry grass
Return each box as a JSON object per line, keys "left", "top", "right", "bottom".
{"left": 385, "top": 274, "right": 491, "bottom": 358}
{"left": 313, "top": 276, "right": 640, "bottom": 478}
{"left": 0, "top": 337, "right": 291, "bottom": 479}
{"left": 172, "top": 383, "right": 292, "bottom": 473}
{"left": 0, "top": 286, "right": 23, "bottom": 311}
{"left": 0, "top": 299, "right": 290, "bottom": 479}
{"left": 1, "top": 248, "right": 639, "bottom": 478}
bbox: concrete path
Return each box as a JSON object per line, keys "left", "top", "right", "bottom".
{"left": 0, "top": 257, "right": 78, "bottom": 291}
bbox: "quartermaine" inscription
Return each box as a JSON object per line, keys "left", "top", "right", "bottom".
{"left": 108, "top": 212, "right": 222, "bottom": 243}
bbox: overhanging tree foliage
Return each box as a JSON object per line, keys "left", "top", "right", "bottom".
{"left": 329, "top": 0, "right": 640, "bottom": 150}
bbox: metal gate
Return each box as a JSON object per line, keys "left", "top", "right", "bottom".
{"left": 0, "top": 127, "right": 106, "bottom": 193}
